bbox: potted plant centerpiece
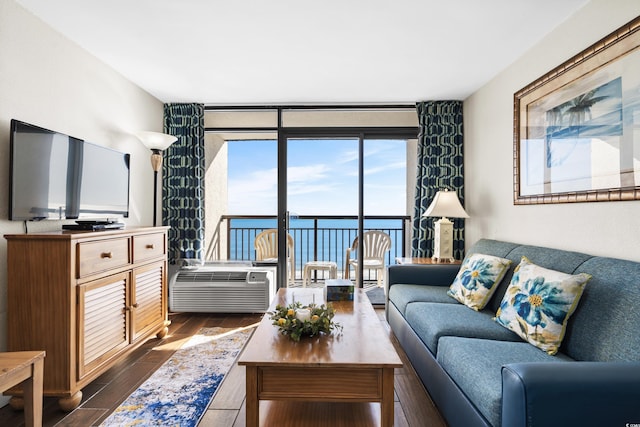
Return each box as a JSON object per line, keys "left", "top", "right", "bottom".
{"left": 269, "top": 300, "right": 342, "bottom": 342}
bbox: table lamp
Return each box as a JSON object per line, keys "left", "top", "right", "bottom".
{"left": 422, "top": 189, "right": 469, "bottom": 262}
{"left": 136, "top": 131, "right": 177, "bottom": 226}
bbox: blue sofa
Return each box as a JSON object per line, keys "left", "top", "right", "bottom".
{"left": 386, "top": 239, "right": 640, "bottom": 427}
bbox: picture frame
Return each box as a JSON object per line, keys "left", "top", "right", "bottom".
{"left": 513, "top": 16, "right": 640, "bottom": 204}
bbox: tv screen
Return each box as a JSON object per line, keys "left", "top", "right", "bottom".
{"left": 9, "top": 119, "right": 130, "bottom": 221}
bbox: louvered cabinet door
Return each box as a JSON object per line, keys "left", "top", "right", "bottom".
{"left": 77, "top": 271, "right": 129, "bottom": 381}
{"left": 131, "top": 261, "right": 167, "bottom": 343}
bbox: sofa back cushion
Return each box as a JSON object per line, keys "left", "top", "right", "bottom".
{"left": 563, "top": 257, "right": 640, "bottom": 362}
{"left": 467, "top": 239, "right": 640, "bottom": 362}
{"left": 467, "top": 240, "right": 592, "bottom": 313}
{"left": 466, "top": 239, "right": 520, "bottom": 260}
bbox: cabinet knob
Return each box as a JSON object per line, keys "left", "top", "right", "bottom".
{"left": 101, "top": 252, "right": 113, "bottom": 259}
{"left": 146, "top": 244, "right": 155, "bottom": 249}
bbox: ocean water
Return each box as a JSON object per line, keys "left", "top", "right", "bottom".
{"left": 227, "top": 218, "right": 406, "bottom": 274}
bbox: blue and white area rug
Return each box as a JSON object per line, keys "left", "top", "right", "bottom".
{"left": 101, "top": 326, "right": 254, "bottom": 427}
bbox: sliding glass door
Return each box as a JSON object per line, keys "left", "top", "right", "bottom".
{"left": 284, "top": 137, "right": 360, "bottom": 286}
{"left": 278, "top": 132, "right": 408, "bottom": 288}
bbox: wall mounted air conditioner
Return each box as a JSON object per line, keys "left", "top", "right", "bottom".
{"left": 169, "top": 263, "right": 276, "bottom": 313}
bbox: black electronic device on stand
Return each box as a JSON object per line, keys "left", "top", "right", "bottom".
{"left": 62, "top": 219, "right": 125, "bottom": 231}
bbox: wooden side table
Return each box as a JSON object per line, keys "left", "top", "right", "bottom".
{"left": 0, "top": 351, "right": 45, "bottom": 427}
{"left": 395, "top": 257, "right": 462, "bottom": 265}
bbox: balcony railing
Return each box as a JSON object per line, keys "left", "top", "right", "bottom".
{"left": 219, "top": 215, "right": 411, "bottom": 282}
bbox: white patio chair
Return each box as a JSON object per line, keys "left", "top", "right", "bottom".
{"left": 343, "top": 230, "right": 391, "bottom": 287}
{"left": 254, "top": 229, "right": 295, "bottom": 287}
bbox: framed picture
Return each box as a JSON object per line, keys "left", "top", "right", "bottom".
{"left": 514, "top": 16, "right": 640, "bottom": 204}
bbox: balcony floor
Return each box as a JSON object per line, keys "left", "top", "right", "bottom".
{"left": 287, "top": 279, "right": 381, "bottom": 290}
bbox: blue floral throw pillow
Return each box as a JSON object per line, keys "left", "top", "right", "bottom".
{"left": 495, "top": 257, "right": 591, "bottom": 355}
{"left": 447, "top": 253, "right": 512, "bottom": 310}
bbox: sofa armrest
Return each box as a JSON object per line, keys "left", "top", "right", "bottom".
{"left": 387, "top": 264, "right": 460, "bottom": 288}
{"left": 502, "top": 362, "right": 640, "bottom": 427}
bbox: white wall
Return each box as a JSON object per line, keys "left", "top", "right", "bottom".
{"left": 204, "top": 134, "right": 228, "bottom": 261}
{"left": 465, "top": 0, "right": 640, "bottom": 261}
{"left": 0, "top": 1, "right": 164, "bottom": 352}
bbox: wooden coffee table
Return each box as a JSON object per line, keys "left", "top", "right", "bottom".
{"left": 238, "top": 287, "right": 402, "bottom": 427}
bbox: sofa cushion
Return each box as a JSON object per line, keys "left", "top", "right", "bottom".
{"left": 436, "top": 336, "right": 574, "bottom": 427}
{"left": 495, "top": 257, "right": 591, "bottom": 355}
{"left": 405, "top": 302, "right": 521, "bottom": 354}
{"left": 466, "top": 239, "right": 521, "bottom": 259}
{"left": 564, "top": 257, "right": 640, "bottom": 362}
{"left": 388, "top": 284, "right": 456, "bottom": 315}
{"left": 448, "top": 253, "right": 512, "bottom": 310}
{"left": 485, "top": 244, "right": 593, "bottom": 313}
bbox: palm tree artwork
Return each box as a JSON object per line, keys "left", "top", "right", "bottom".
{"left": 544, "top": 78, "right": 621, "bottom": 169}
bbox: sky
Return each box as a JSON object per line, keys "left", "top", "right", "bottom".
{"left": 227, "top": 138, "right": 407, "bottom": 215}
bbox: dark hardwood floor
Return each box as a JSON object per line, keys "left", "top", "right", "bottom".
{"left": 0, "top": 308, "right": 446, "bottom": 427}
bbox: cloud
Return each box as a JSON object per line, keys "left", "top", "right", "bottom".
{"left": 288, "top": 164, "right": 339, "bottom": 196}
{"left": 288, "top": 164, "right": 330, "bottom": 183}
{"left": 364, "top": 161, "right": 406, "bottom": 176}
{"left": 229, "top": 164, "right": 339, "bottom": 213}
{"left": 344, "top": 160, "right": 406, "bottom": 177}
{"left": 228, "top": 167, "right": 277, "bottom": 214}
{"left": 288, "top": 182, "right": 336, "bottom": 196}
{"left": 229, "top": 167, "right": 277, "bottom": 193}
{"left": 337, "top": 143, "right": 397, "bottom": 165}
{"left": 337, "top": 148, "right": 359, "bottom": 164}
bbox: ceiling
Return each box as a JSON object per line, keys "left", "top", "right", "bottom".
{"left": 15, "top": 0, "right": 589, "bottom": 105}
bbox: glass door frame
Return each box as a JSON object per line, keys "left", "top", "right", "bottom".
{"left": 277, "top": 126, "right": 417, "bottom": 288}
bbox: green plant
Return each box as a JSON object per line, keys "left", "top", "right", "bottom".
{"left": 269, "top": 301, "right": 342, "bottom": 342}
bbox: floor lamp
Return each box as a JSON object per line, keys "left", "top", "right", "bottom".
{"left": 422, "top": 189, "right": 469, "bottom": 262}
{"left": 136, "top": 131, "right": 177, "bottom": 226}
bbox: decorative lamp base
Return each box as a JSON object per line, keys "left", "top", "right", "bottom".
{"left": 432, "top": 217, "right": 454, "bottom": 262}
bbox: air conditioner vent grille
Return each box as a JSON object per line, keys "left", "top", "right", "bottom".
{"left": 175, "top": 271, "right": 248, "bottom": 283}
{"left": 169, "top": 266, "right": 275, "bottom": 313}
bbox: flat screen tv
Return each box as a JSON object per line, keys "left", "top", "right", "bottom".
{"left": 9, "top": 119, "right": 130, "bottom": 221}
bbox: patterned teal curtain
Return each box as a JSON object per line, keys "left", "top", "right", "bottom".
{"left": 163, "top": 103, "right": 205, "bottom": 263}
{"left": 411, "top": 101, "right": 465, "bottom": 259}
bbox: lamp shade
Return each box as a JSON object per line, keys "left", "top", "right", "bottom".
{"left": 136, "top": 131, "right": 177, "bottom": 151}
{"left": 422, "top": 189, "right": 469, "bottom": 219}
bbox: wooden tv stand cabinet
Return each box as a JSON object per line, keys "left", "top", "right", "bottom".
{"left": 4, "top": 226, "right": 170, "bottom": 411}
